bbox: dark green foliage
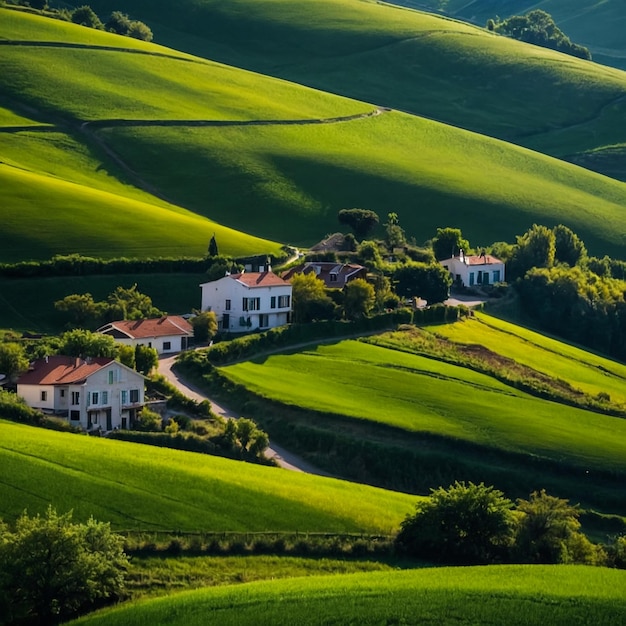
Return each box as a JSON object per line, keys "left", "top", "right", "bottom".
{"left": 392, "top": 262, "right": 451, "bottom": 304}
{"left": 431, "top": 227, "right": 470, "bottom": 261}
{"left": 71, "top": 5, "right": 103, "bottom": 29}
{"left": 0, "top": 342, "right": 28, "bottom": 381}
{"left": 107, "top": 284, "right": 163, "bottom": 321}
{"left": 191, "top": 310, "right": 218, "bottom": 343}
{"left": 343, "top": 278, "right": 375, "bottom": 319}
{"left": 127, "top": 19, "right": 153, "bottom": 41}
{"left": 508, "top": 223, "right": 555, "bottom": 280}
{"left": 553, "top": 224, "right": 587, "bottom": 267}
{"left": 104, "top": 10, "right": 131, "bottom": 34}
{"left": 58, "top": 329, "right": 118, "bottom": 358}
{"left": 395, "top": 482, "right": 516, "bottom": 564}
{"left": 337, "top": 208, "right": 380, "bottom": 239}
{"left": 134, "top": 344, "right": 158, "bottom": 375}
{"left": 208, "top": 234, "right": 219, "bottom": 257}
{"left": 54, "top": 293, "right": 104, "bottom": 328}
{"left": 384, "top": 212, "right": 406, "bottom": 249}
{"left": 355, "top": 240, "right": 383, "bottom": 269}
{"left": 291, "top": 272, "right": 337, "bottom": 323}
{"left": 134, "top": 407, "right": 162, "bottom": 432}
{"left": 0, "top": 507, "right": 128, "bottom": 625}
{"left": 0, "top": 389, "right": 44, "bottom": 425}
{"left": 492, "top": 10, "right": 591, "bottom": 60}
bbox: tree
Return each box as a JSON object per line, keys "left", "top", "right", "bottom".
{"left": 343, "top": 278, "right": 375, "bottom": 319}
{"left": 207, "top": 234, "right": 219, "bottom": 257}
{"left": 393, "top": 262, "right": 451, "bottom": 304}
{"left": 134, "top": 407, "right": 162, "bottom": 431}
{"left": 431, "top": 227, "right": 470, "bottom": 261}
{"left": 105, "top": 10, "right": 131, "bottom": 34}
{"left": 396, "top": 482, "right": 516, "bottom": 564}
{"left": 508, "top": 223, "right": 555, "bottom": 279}
{"left": 191, "top": 310, "right": 218, "bottom": 343}
{"left": 0, "top": 342, "right": 29, "bottom": 382}
{"left": 0, "top": 507, "right": 128, "bottom": 624}
{"left": 134, "top": 344, "right": 158, "bottom": 375}
{"left": 106, "top": 284, "right": 163, "bottom": 320}
{"left": 117, "top": 344, "right": 135, "bottom": 370}
{"left": 54, "top": 293, "right": 103, "bottom": 328}
{"left": 553, "top": 224, "right": 587, "bottom": 267}
{"left": 337, "top": 208, "right": 379, "bottom": 239}
{"left": 384, "top": 212, "right": 406, "bottom": 249}
{"left": 128, "top": 20, "right": 153, "bottom": 42}
{"left": 58, "top": 329, "right": 118, "bottom": 358}
{"left": 515, "top": 490, "right": 605, "bottom": 565}
{"left": 290, "top": 272, "right": 336, "bottom": 323}
{"left": 355, "top": 240, "right": 383, "bottom": 269}
{"left": 71, "top": 5, "right": 103, "bottom": 29}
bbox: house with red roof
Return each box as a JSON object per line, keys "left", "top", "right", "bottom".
{"left": 440, "top": 251, "right": 505, "bottom": 288}
{"left": 200, "top": 270, "right": 292, "bottom": 333}
{"left": 97, "top": 316, "right": 193, "bottom": 354}
{"left": 17, "top": 356, "right": 145, "bottom": 431}
{"left": 281, "top": 262, "right": 367, "bottom": 289}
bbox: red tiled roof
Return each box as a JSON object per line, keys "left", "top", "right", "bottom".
{"left": 464, "top": 255, "right": 503, "bottom": 266}
{"left": 99, "top": 316, "right": 193, "bottom": 340}
{"left": 17, "top": 356, "right": 113, "bottom": 386}
{"left": 230, "top": 271, "right": 289, "bottom": 288}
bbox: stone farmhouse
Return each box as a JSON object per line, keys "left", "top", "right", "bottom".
{"left": 97, "top": 315, "right": 193, "bottom": 355}
{"left": 17, "top": 356, "right": 145, "bottom": 431}
{"left": 200, "top": 269, "right": 292, "bottom": 333}
{"left": 281, "top": 261, "right": 367, "bottom": 289}
{"left": 440, "top": 251, "right": 505, "bottom": 288}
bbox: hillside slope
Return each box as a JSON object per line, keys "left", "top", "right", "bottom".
{"left": 2, "top": 8, "right": 626, "bottom": 260}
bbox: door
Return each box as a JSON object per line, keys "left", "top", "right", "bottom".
{"left": 222, "top": 313, "right": 230, "bottom": 330}
{"left": 106, "top": 409, "right": 112, "bottom": 431}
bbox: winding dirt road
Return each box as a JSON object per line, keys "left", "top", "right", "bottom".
{"left": 157, "top": 354, "right": 331, "bottom": 476}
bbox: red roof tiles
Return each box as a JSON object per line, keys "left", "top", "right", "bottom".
{"left": 98, "top": 316, "right": 193, "bottom": 340}
{"left": 230, "top": 271, "right": 289, "bottom": 288}
{"left": 17, "top": 356, "right": 113, "bottom": 386}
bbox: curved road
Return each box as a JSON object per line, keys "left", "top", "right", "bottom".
{"left": 158, "top": 354, "right": 331, "bottom": 476}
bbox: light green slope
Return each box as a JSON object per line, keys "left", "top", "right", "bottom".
{"left": 71, "top": 566, "right": 626, "bottom": 626}
{"left": 0, "top": 420, "right": 414, "bottom": 533}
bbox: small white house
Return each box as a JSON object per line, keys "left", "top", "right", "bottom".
{"left": 97, "top": 316, "right": 193, "bottom": 355}
{"left": 200, "top": 270, "right": 292, "bottom": 332}
{"left": 17, "top": 356, "right": 145, "bottom": 431}
{"left": 440, "top": 251, "right": 505, "bottom": 288}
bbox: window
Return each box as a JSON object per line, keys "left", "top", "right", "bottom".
{"left": 225, "top": 299, "right": 231, "bottom": 311}
{"left": 270, "top": 296, "right": 276, "bottom": 309}
{"left": 278, "top": 295, "right": 290, "bottom": 308}
{"left": 108, "top": 370, "right": 116, "bottom": 384}
{"left": 92, "top": 392, "right": 99, "bottom": 405}
{"left": 243, "top": 297, "right": 260, "bottom": 311}
{"left": 259, "top": 314, "right": 269, "bottom": 328}
{"left": 469, "top": 272, "right": 475, "bottom": 286}
{"left": 130, "top": 389, "right": 139, "bottom": 404}
{"left": 102, "top": 391, "right": 108, "bottom": 405}
{"left": 329, "top": 273, "right": 338, "bottom": 283}
{"left": 60, "top": 389, "right": 65, "bottom": 398}
{"left": 70, "top": 410, "right": 80, "bottom": 421}
{"left": 121, "top": 390, "right": 128, "bottom": 405}
{"left": 163, "top": 341, "right": 171, "bottom": 351}
{"left": 71, "top": 391, "right": 80, "bottom": 405}
{"left": 40, "top": 391, "right": 47, "bottom": 402}
{"left": 493, "top": 270, "right": 501, "bottom": 283}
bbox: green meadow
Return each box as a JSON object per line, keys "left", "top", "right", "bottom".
{"left": 3, "top": 7, "right": 626, "bottom": 261}
{"left": 71, "top": 565, "right": 626, "bottom": 625}
{"left": 220, "top": 340, "right": 626, "bottom": 473}
{"left": 430, "top": 313, "right": 626, "bottom": 405}
{"left": 0, "top": 420, "right": 415, "bottom": 533}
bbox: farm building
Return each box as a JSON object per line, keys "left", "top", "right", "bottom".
{"left": 97, "top": 316, "right": 193, "bottom": 355}
{"left": 16, "top": 356, "right": 145, "bottom": 431}
{"left": 281, "top": 261, "right": 367, "bottom": 289}
{"left": 200, "top": 269, "right": 292, "bottom": 333}
{"left": 440, "top": 251, "right": 505, "bottom": 288}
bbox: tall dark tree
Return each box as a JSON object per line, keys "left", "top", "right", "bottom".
{"left": 337, "top": 209, "right": 380, "bottom": 239}
{"left": 71, "top": 5, "right": 103, "bottom": 29}
{"left": 432, "top": 227, "right": 470, "bottom": 261}
{"left": 393, "top": 262, "right": 451, "bottom": 304}
{"left": 208, "top": 234, "right": 219, "bottom": 257}
{"left": 553, "top": 224, "right": 587, "bottom": 267}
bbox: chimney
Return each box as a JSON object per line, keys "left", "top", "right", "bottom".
{"left": 158, "top": 316, "right": 167, "bottom": 324}
{"left": 459, "top": 249, "right": 465, "bottom": 263}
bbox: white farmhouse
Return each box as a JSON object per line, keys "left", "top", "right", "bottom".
{"left": 440, "top": 251, "right": 505, "bottom": 288}
{"left": 97, "top": 316, "right": 193, "bottom": 355}
{"left": 17, "top": 356, "right": 145, "bottom": 431}
{"left": 200, "top": 270, "right": 292, "bottom": 332}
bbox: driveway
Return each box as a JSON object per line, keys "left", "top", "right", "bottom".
{"left": 158, "top": 354, "right": 331, "bottom": 476}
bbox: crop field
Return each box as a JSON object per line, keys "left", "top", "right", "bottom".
{"left": 0, "top": 273, "right": 204, "bottom": 333}
{"left": 100, "top": 113, "right": 626, "bottom": 254}
{"left": 0, "top": 420, "right": 415, "bottom": 533}
{"left": 219, "top": 340, "right": 626, "bottom": 472}
{"left": 429, "top": 313, "right": 626, "bottom": 405}
{"left": 70, "top": 565, "right": 626, "bottom": 625}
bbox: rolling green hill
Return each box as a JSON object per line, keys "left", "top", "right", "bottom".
{"left": 3, "top": 8, "right": 626, "bottom": 262}
{"left": 70, "top": 566, "right": 626, "bottom": 626}
{"left": 83, "top": 0, "right": 626, "bottom": 165}
{"left": 409, "top": 0, "right": 626, "bottom": 71}
{"left": 0, "top": 420, "right": 415, "bottom": 533}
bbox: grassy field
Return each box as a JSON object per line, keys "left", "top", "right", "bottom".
{"left": 70, "top": 565, "right": 626, "bottom": 625}
{"left": 220, "top": 339, "right": 626, "bottom": 473}
{"left": 429, "top": 313, "right": 626, "bottom": 405}
{"left": 0, "top": 420, "right": 416, "bottom": 533}
{"left": 4, "top": 7, "right": 626, "bottom": 261}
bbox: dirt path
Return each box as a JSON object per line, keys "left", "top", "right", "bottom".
{"left": 157, "top": 354, "right": 332, "bottom": 476}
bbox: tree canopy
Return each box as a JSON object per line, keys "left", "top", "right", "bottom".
{"left": 290, "top": 272, "right": 336, "bottom": 323}
{"left": 338, "top": 209, "right": 380, "bottom": 239}
{"left": 392, "top": 262, "right": 451, "bottom": 304}
{"left": 432, "top": 227, "right": 470, "bottom": 261}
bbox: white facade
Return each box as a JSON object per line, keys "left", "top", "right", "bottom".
{"left": 441, "top": 252, "right": 505, "bottom": 288}
{"left": 17, "top": 358, "right": 145, "bottom": 432}
{"left": 200, "top": 271, "right": 292, "bottom": 333}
